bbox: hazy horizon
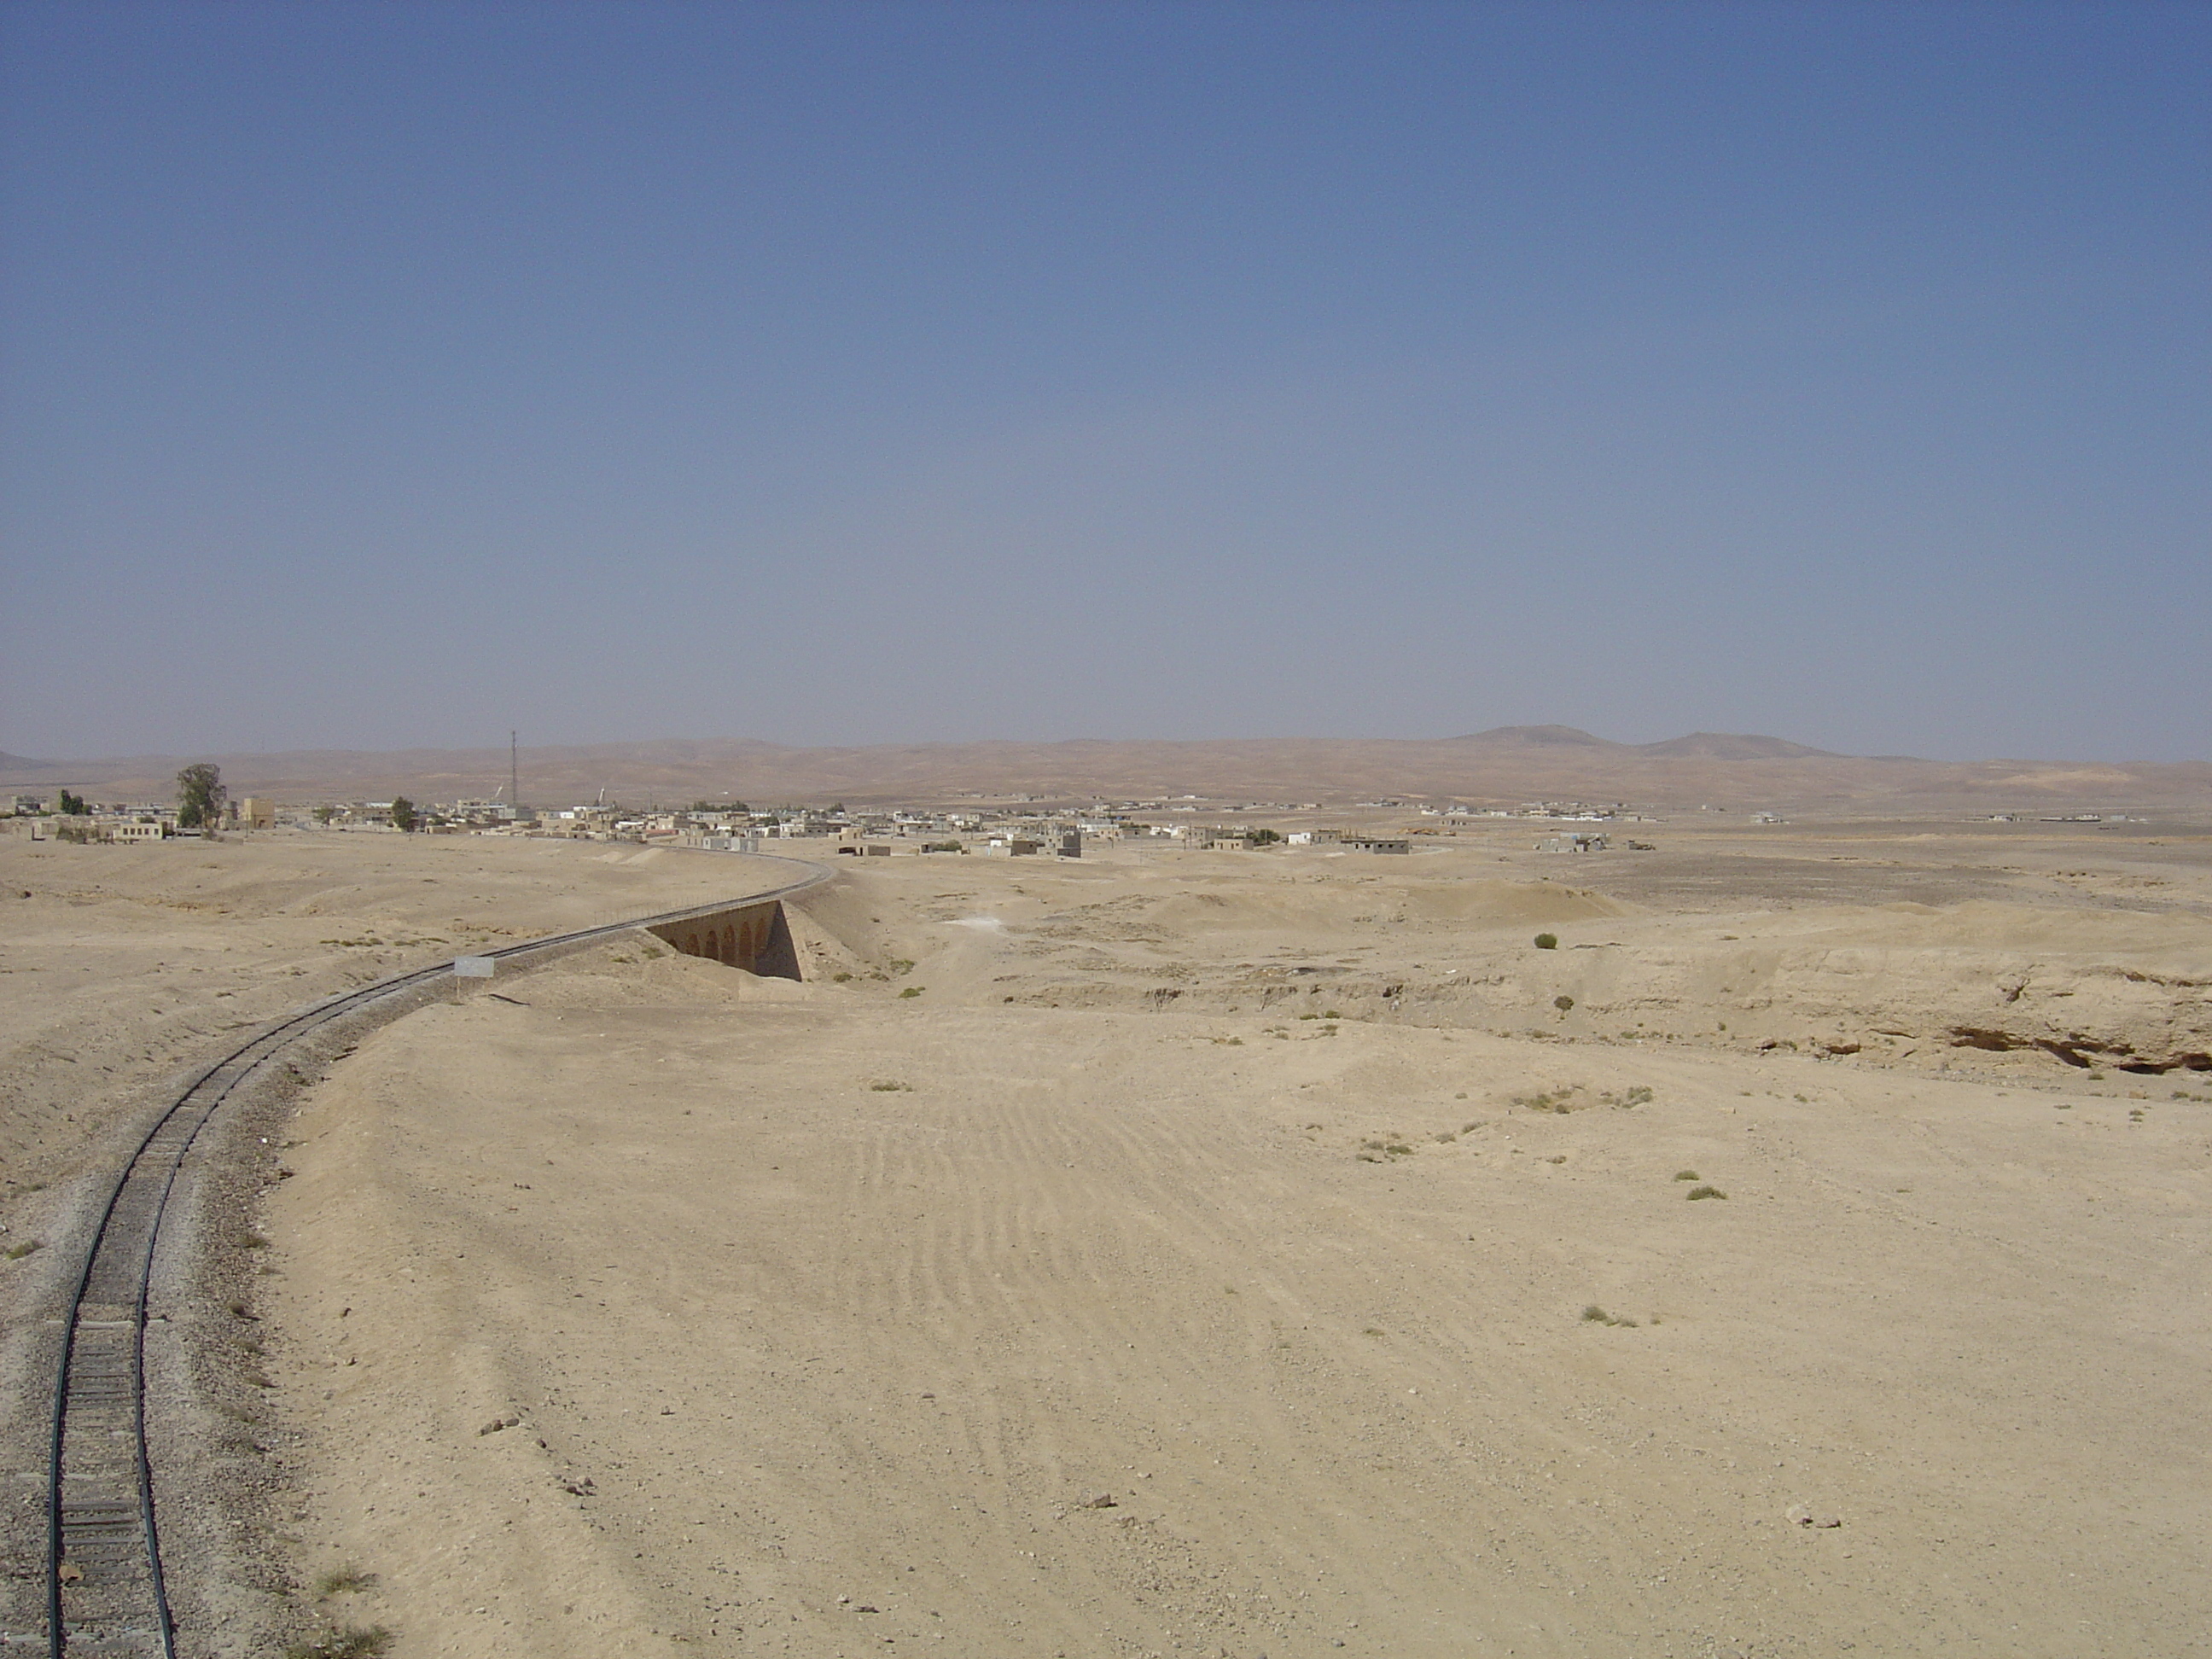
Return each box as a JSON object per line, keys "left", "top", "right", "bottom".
{"left": 5, "top": 3, "right": 2207, "bottom": 764}
{"left": 7, "top": 719, "right": 2209, "bottom": 779}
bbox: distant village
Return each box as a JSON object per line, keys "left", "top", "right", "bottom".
{"left": 5, "top": 774, "right": 2157, "bottom": 863}
{"left": 2, "top": 775, "right": 1695, "bottom": 857}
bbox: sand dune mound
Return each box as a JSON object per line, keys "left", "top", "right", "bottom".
{"left": 1394, "top": 878, "right": 1631, "bottom": 926}
{"left": 1451, "top": 903, "right": 2212, "bottom": 1072}
{"left": 1132, "top": 876, "right": 1623, "bottom": 937}
{"left": 789, "top": 873, "right": 907, "bottom": 961}
{"left": 497, "top": 940, "right": 815, "bottom": 1010}
{"left": 1136, "top": 883, "right": 1375, "bottom": 935}
{"left": 1785, "top": 898, "right": 2212, "bottom": 957}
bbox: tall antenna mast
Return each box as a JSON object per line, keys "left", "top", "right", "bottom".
{"left": 510, "top": 731, "right": 520, "bottom": 815}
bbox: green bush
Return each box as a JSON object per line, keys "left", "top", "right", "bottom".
{"left": 285, "top": 1627, "right": 392, "bottom": 1659}
{"left": 1534, "top": 933, "right": 1557, "bottom": 950}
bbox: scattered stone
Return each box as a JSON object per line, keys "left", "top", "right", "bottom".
{"left": 1786, "top": 1505, "right": 1842, "bottom": 1528}
{"left": 1079, "top": 1491, "right": 1117, "bottom": 1509}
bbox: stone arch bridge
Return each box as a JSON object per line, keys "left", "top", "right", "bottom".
{"left": 645, "top": 896, "right": 802, "bottom": 979}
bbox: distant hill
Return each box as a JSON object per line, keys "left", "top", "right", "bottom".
{"left": 1442, "top": 727, "right": 1843, "bottom": 762}
{"left": 1633, "top": 732, "right": 1842, "bottom": 761}
{"left": 1449, "top": 725, "right": 1618, "bottom": 748}
{"left": 3, "top": 730, "right": 2205, "bottom": 816}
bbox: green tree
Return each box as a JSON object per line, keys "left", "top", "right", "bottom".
{"left": 389, "top": 797, "right": 418, "bottom": 833}
{"left": 312, "top": 805, "right": 337, "bottom": 825}
{"left": 1246, "top": 828, "right": 1283, "bottom": 846}
{"left": 176, "top": 764, "right": 225, "bottom": 830}
{"left": 58, "top": 789, "right": 88, "bottom": 816}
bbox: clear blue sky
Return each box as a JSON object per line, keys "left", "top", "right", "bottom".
{"left": 3, "top": 1, "right": 2206, "bottom": 761}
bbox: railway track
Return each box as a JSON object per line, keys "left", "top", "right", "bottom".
{"left": 37, "top": 859, "right": 827, "bottom": 1656}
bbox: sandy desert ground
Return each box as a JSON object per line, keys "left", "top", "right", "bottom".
{"left": 4, "top": 821, "right": 2210, "bottom": 1658}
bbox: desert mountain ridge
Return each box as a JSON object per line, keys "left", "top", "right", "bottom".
{"left": 1447, "top": 726, "right": 1846, "bottom": 761}
{"left": 3, "top": 727, "right": 2207, "bottom": 815}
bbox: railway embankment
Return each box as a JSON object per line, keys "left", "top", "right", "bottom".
{"left": 0, "top": 835, "right": 824, "bottom": 1656}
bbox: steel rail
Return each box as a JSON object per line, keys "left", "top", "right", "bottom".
{"left": 41, "top": 855, "right": 828, "bottom": 1656}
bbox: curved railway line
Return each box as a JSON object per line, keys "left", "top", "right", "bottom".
{"left": 36, "top": 857, "right": 829, "bottom": 1657}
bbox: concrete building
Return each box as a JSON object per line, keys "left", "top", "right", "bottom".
{"left": 1536, "top": 833, "right": 1609, "bottom": 853}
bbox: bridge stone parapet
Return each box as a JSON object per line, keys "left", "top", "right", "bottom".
{"left": 644, "top": 899, "right": 802, "bottom": 980}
